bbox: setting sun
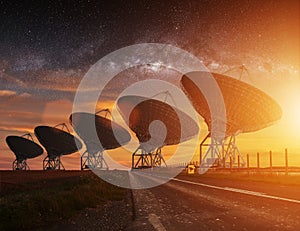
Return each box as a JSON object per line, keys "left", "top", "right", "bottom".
{"left": 281, "top": 84, "right": 300, "bottom": 136}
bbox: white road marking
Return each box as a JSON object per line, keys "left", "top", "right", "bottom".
{"left": 172, "top": 178, "right": 300, "bottom": 204}
{"left": 148, "top": 213, "right": 167, "bottom": 231}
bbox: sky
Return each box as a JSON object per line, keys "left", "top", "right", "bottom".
{"left": 0, "top": 0, "right": 299, "bottom": 169}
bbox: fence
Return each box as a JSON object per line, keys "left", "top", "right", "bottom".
{"left": 172, "top": 148, "right": 300, "bottom": 175}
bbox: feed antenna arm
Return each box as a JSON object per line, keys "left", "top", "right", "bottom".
{"left": 222, "top": 65, "right": 254, "bottom": 83}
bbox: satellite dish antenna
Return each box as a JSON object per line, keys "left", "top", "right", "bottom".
{"left": 150, "top": 90, "right": 177, "bottom": 107}
{"left": 69, "top": 109, "right": 131, "bottom": 170}
{"left": 222, "top": 65, "right": 253, "bottom": 83}
{"left": 117, "top": 94, "right": 199, "bottom": 169}
{"left": 6, "top": 133, "right": 44, "bottom": 170}
{"left": 34, "top": 123, "right": 82, "bottom": 170}
{"left": 181, "top": 71, "right": 282, "bottom": 168}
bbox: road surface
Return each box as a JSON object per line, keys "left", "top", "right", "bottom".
{"left": 130, "top": 174, "right": 300, "bottom": 231}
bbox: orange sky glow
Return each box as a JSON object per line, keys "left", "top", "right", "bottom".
{"left": 1, "top": 65, "right": 299, "bottom": 170}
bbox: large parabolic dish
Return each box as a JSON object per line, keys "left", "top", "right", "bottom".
{"left": 6, "top": 135, "right": 44, "bottom": 160}
{"left": 181, "top": 71, "right": 282, "bottom": 168}
{"left": 6, "top": 135, "right": 44, "bottom": 170}
{"left": 181, "top": 71, "right": 282, "bottom": 136}
{"left": 117, "top": 95, "right": 199, "bottom": 150}
{"left": 34, "top": 126, "right": 82, "bottom": 157}
{"left": 70, "top": 112, "right": 131, "bottom": 153}
{"left": 34, "top": 125, "right": 82, "bottom": 170}
{"left": 117, "top": 95, "right": 199, "bottom": 169}
{"left": 69, "top": 111, "right": 131, "bottom": 170}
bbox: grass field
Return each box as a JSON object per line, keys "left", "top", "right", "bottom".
{"left": 0, "top": 170, "right": 128, "bottom": 231}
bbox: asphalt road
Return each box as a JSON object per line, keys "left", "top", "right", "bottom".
{"left": 130, "top": 174, "right": 300, "bottom": 231}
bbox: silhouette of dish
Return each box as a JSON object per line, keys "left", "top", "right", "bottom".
{"left": 6, "top": 135, "right": 43, "bottom": 160}
{"left": 69, "top": 112, "right": 131, "bottom": 152}
{"left": 181, "top": 71, "right": 282, "bottom": 135}
{"left": 34, "top": 126, "right": 82, "bottom": 158}
{"left": 117, "top": 95, "right": 199, "bottom": 147}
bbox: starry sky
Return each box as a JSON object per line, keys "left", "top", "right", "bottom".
{"left": 0, "top": 0, "right": 299, "bottom": 169}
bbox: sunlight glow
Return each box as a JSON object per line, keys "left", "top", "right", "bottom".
{"left": 282, "top": 86, "right": 300, "bottom": 136}
{"left": 287, "top": 101, "right": 300, "bottom": 133}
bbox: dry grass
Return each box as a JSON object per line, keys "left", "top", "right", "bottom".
{"left": 0, "top": 170, "right": 128, "bottom": 231}
{"left": 181, "top": 170, "right": 300, "bottom": 186}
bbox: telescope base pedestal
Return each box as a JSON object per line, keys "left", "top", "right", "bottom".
{"left": 132, "top": 147, "right": 167, "bottom": 169}
{"left": 43, "top": 156, "right": 65, "bottom": 170}
{"left": 81, "top": 150, "right": 108, "bottom": 170}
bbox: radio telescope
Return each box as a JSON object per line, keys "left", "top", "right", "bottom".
{"left": 181, "top": 71, "right": 282, "bottom": 167}
{"left": 6, "top": 133, "right": 44, "bottom": 170}
{"left": 117, "top": 95, "right": 199, "bottom": 169}
{"left": 34, "top": 123, "right": 82, "bottom": 170}
{"left": 69, "top": 109, "right": 131, "bottom": 170}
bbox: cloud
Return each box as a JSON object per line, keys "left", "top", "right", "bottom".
{"left": 0, "top": 126, "right": 33, "bottom": 134}
{"left": 0, "top": 90, "right": 17, "bottom": 97}
{"left": 0, "top": 90, "right": 31, "bottom": 98}
{"left": 0, "top": 72, "right": 26, "bottom": 87}
{"left": 19, "top": 92, "right": 31, "bottom": 97}
{"left": 1, "top": 67, "right": 88, "bottom": 102}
